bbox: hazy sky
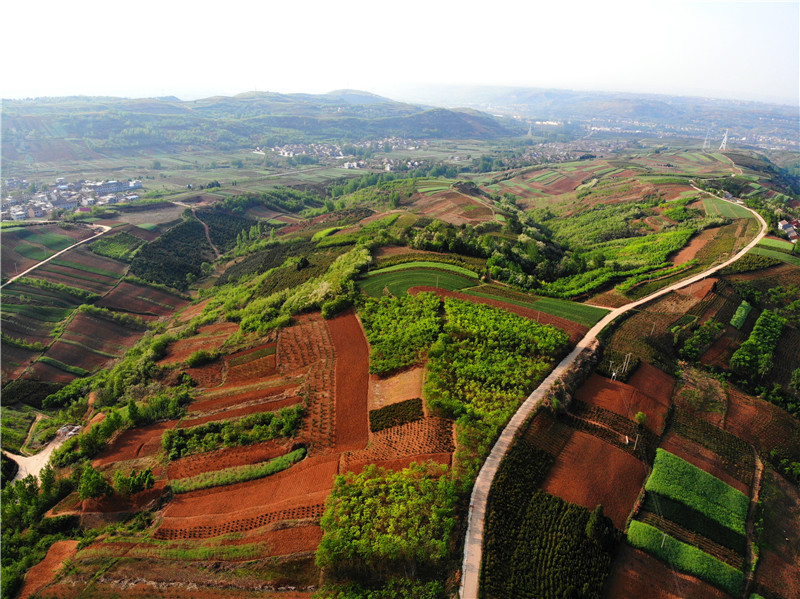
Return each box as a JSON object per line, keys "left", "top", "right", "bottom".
{"left": 3, "top": 0, "right": 798, "bottom": 105}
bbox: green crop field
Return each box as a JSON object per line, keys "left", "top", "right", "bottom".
{"left": 645, "top": 449, "right": 749, "bottom": 535}
{"left": 359, "top": 268, "right": 476, "bottom": 298}
{"left": 750, "top": 246, "right": 800, "bottom": 267}
{"left": 367, "top": 261, "right": 478, "bottom": 279}
{"left": 627, "top": 520, "right": 744, "bottom": 596}
{"left": 757, "top": 238, "right": 795, "bottom": 253}
{"left": 702, "top": 197, "right": 753, "bottom": 219}
{"left": 13, "top": 243, "right": 52, "bottom": 261}
{"left": 462, "top": 287, "right": 608, "bottom": 327}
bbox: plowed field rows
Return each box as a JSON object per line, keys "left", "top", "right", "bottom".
{"left": 96, "top": 281, "right": 187, "bottom": 316}
{"left": 340, "top": 417, "right": 454, "bottom": 468}
{"left": 25, "top": 360, "right": 77, "bottom": 383}
{"left": 225, "top": 354, "right": 277, "bottom": 384}
{"left": 660, "top": 432, "right": 749, "bottom": 494}
{"left": 167, "top": 440, "right": 289, "bottom": 479}
{"left": 637, "top": 511, "right": 743, "bottom": 569}
{"left": 605, "top": 544, "right": 731, "bottom": 599}
{"left": 93, "top": 421, "right": 177, "bottom": 466}
{"left": 542, "top": 428, "right": 648, "bottom": 529}
{"left": 158, "top": 323, "right": 239, "bottom": 365}
{"left": 179, "top": 395, "right": 301, "bottom": 428}
{"left": 32, "top": 265, "right": 118, "bottom": 294}
{"left": 408, "top": 286, "right": 586, "bottom": 344}
{"left": 575, "top": 374, "right": 670, "bottom": 434}
{"left": 156, "top": 455, "right": 339, "bottom": 539}
{"left": 15, "top": 539, "right": 79, "bottom": 599}
{"left": 184, "top": 361, "right": 225, "bottom": 388}
{"left": 188, "top": 381, "right": 299, "bottom": 413}
{"left": 277, "top": 313, "right": 331, "bottom": 374}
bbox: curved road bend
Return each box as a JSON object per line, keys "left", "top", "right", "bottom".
{"left": 459, "top": 196, "right": 767, "bottom": 599}
{"left": 1, "top": 224, "right": 112, "bottom": 289}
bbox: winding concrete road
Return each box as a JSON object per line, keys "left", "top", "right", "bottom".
{"left": 1, "top": 223, "right": 112, "bottom": 289}
{"left": 459, "top": 194, "right": 767, "bottom": 598}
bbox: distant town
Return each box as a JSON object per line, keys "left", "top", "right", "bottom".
{"left": 1, "top": 178, "right": 143, "bottom": 221}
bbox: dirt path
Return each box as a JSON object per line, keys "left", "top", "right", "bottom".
{"left": 191, "top": 209, "right": 221, "bottom": 260}
{"left": 459, "top": 194, "right": 767, "bottom": 599}
{"left": 0, "top": 224, "right": 111, "bottom": 289}
{"left": 742, "top": 450, "right": 765, "bottom": 598}
{"left": 19, "top": 412, "right": 46, "bottom": 456}
{"left": 3, "top": 433, "right": 68, "bottom": 483}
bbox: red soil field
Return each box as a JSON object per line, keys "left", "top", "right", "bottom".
{"left": 670, "top": 228, "right": 717, "bottom": 265}
{"left": 175, "top": 298, "right": 212, "bottom": 323}
{"left": 167, "top": 440, "right": 289, "bottom": 479}
{"left": 341, "top": 417, "right": 455, "bottom": 469}
{"left": 184, "top": 360, "right": 226, "bottom": 388}
{"left": 0, "top": 311, "right": 54, "bottom": 346}
{"left": 725, "top": 387, "right": 800, "bottom": 456}
{"left": 225, "top": 354, "right": 277, "bottom": 384}
{"left": 755, "top": 471, "right": 800, "bottom": 599}
{"left": 158, "top": 322, "right": 239, "bottom": 365}
{"left": 188, "top": 381, "right": 299, "bottom": 414}
{"left": 700, "top": 330, "right": 737, "bottom": 369}
{"left": 327, "top": 310, "right": 369, "bottom": 452}
{"left": 156, "top": 454, "right": 339, "bottom": 539}
{"left": 542, "top": 428, "right": 648, "bottom": 529}
{"left": 660, "top": 432, "right": 749, "bottom": 494}
{"left": 626, "top": 361, "right": 676, "bottom": 405}
{"left": 413, "top": 191, "right": 494, "bottom": 226}
{"left": 44, "top": 312, "right": 144, "bottom": 373}
{"left": 277, "top": 313, "right": 332, "bottom": 374}
{"left": 574, "top": 373, "right": 670, "bottom": 434}
{"left": 82, "top": 481, "right": 166, "bottom": 515}
{"left": 57, "top": 245, "right": 129, "bottom": 276}
{"left": 0, "top": 343, "right": 38, "bottom": 382}
{"left": 343, "top": 452, "right": 452, "bottom": 475}
{"left": 590, "top": 289, "right": 634, "bottom": 308}
{"left": 605, "top": 544, "right": 731, "bottom": 599}
{"left": 17, "top": 539, "right": 79, "bottom": 599}
{"left": 409, "top": 287, "right": 587, "bottom": 345}
{"left": 179, "top": 395, "right": 301, "bottom": 429}
{"left": 93, "top": 421, "right": 177, "bottom": 467}
{"left": 24, "top": 360, "right": 77, "bottom": 383}
{"left": 95, "top": 280, "right": 188, "bottom": 316}
{"left": 675, "top": 276, "right": 716, "bottom": 299}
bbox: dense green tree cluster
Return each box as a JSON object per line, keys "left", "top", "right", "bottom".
{"left": 317, "top": 462, "right": 456, "bottom": 580}
{"left": 1, "top": 470, "right": 79, "bottom": 599}
{"left": 730, "top": 309, "right": 786, "bottom": 382}
{"left": 161, "top": 405, "right": 303, "bottom": 459}
{"left": 679, "top": 318, "right": 725, "bottom": 361}
{"left": 359, "top": 293, "right": 442, "bottom": 375}
{"left": 130, "top": 217, "right": 215, "bottom": 290}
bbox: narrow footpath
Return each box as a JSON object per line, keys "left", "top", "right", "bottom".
{"left": 459, "top": 194, "right": 767, "bottom": 598}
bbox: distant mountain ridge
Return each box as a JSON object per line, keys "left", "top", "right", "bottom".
{"left": 1, "top": 91, "right": 518, "bottom": 163}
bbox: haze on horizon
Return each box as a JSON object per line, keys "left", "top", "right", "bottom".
{"left": 3, "top": 0, "right": 798, "bottom": 107}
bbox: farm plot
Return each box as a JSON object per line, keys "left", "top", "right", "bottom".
{"left": 409, "top": 286, "right": 587, "bottom": 345}
{"left": 42, "top": 311, "right": 145, "bottom": 374}
{"left": 0, "top": 342, "right": 39, "bottom": 381}
{"left": 660, "top": 432, "right": 749, "bottom": 495}
{"left": 574, "top": 374, "right": 670, "bottom": 434}
{"left": 155, "top": 454, "right": 339, "bottom": 540}
{"left": 340, "top": 417, "right": 454, "bottom": 471}
{"left": 702, "top": 196, "right": 753, "bottom": 219}
{"left": 1, "top": 224, "right": 96, "bottom": 278}
{"left": 0, "top": 303, "right": 69, "bottom": 345}
{"left": 95, "top": 280, "right": 187, "bottom": 316}
{"left": 157, "top": 322, "right": 240, "bottom": 365}
{"left": 359, "top": 267, "right": 476, "bottom": 298}
{"left": 167, "top": 440, "right": 289, "bottom": 480}
{"left": 542, "top": 428, "right": 649, "bottom": 528}
{"left": 750, "top": 246, "right": 800, "bottom": 267}
{"left": 224, "top": 343, "right": 278, "bottom": 384}
{"left": 754, "top": 470, "right": 800, "bottom": 599}
{"left": 188, "top": 380, "right": 300, "bottom": 414}
{"left": 93, "top": 421, "right": 178, "bottom": 467}
{"left": 367, "top": 366, "right": 425, "bottom": 411}
{"left": 327, "top": 310, "right": 369, "bottom": 452}
{"left": 605, "top": 544, "right": 731, "bottom": 599}
{"left": 411, "top": 190, "right": 494, "bottom": 225}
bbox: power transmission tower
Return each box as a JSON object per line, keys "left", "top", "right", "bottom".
{"left": 702, "top": 129, "right": 711, "bottom": 151}
{"left": 719, "top": 130, "right": 729, "bottom": 151}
